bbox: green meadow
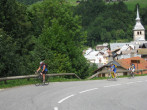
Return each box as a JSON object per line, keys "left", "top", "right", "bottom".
{"left": 69, "top": 0, "right": 147, "bottom": 11}
{"left": 124, "top": 0, "right": 147, "bottom": 10}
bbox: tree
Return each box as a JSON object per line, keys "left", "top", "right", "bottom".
{"left": 28, "top": 0, "right": 90, "bottom": 78}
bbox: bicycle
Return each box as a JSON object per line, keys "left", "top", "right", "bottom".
{"left": 107, "top": 70, "right": 117, "bottom": 81}
{"left": 34, "top": 71, "right": 49, "bottom": 86}
{"left": 128, "top": 70, "right": 135, "bottom": 79}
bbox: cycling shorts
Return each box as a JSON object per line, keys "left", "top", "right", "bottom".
{"left": 42, "top": 71, "right": 47, "bottom": 74}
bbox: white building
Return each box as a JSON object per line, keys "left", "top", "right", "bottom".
{"left": 133, "top": 7, "right": 145, "bottom": 41}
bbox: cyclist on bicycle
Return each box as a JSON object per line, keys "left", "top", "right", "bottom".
{"left": 36, "top": 61, "right": 48, "bottom": 83}
{"left": 110, "top": 63, "right": 117, "bottom": 79}
{"left": 128, "top": 63, "right": 135, "bottom": 77}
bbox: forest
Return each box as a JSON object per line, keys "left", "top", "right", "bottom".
{"left": 0, "top": 0, "right": 147, "bottom": 78}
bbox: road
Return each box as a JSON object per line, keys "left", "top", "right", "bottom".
{"left": 0, "top": 76, "right": 147, "bottom": 110}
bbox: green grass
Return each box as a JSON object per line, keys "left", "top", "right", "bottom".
{"left": 124, "top": 0, "right": 147, "bottom": 11}
{"left": 107, "top": 0, "right": 147, "bottom": 11}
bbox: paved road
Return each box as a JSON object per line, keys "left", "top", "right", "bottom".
{"left": 0, "top": 76, "right": 147, "bottom": 110}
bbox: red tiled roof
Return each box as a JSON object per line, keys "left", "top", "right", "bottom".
{"left": 117, "top": 57, "right": 147, "bottom": 74}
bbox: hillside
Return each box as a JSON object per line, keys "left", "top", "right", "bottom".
{"left": 17, "top": 0, "right": 147, "bottom": 10}
{"left": 124, "top": 0, "right": 147, "bottom": 10}
{"left": 106, "top": 0, "right": 147, "bottom": 11}
{"left": 17, "top": 0, "right": 42, "bottom": 5}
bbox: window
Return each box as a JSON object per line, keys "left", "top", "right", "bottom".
{"left": 131, "top": 60, "right": 140, "bottom": 63}
{"left": 137, "top": 32, "right": 139, "bottom": 35}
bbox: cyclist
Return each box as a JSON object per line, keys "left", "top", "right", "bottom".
{"left": 110, "top": 63, "right": 117, "bottom": 79}
{"left": 128, "top": 63, "right": 135, "bottom": 78}
{"left": 36, "top": 61, "right": 48, "bottom": 83}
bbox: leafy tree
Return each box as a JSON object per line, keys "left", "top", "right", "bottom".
{"left": 28, "top": 0, "right": 90, "bottom": 78}
{"left": 0, "top": 0, "right": 35, "bottom": 76}
{"left": 0, "top": 29, "right": 21, "bottom": 77}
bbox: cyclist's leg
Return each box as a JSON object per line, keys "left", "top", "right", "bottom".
{"left": 132, "top": 69, "right": 135, "bottom": 78}
{"left": 43, "top": 74, "right": 45, "bottom": 83}
{"left": 113, "top": 71, "right": 116, "bottom": 78}
{"left": 42, "top": 71, "right": 46, "bottom": 83}
{"left": 111, "top": 71, "right": 114, "bottom": 78}
{"left": 112, "top": 71, "right": 117, "bottom": 81}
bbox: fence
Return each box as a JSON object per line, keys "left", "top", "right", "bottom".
{"left": 88, "top": 69, "right": 147, "bottom": 79}
{"left": 0, "top": 73, "right": 81, "bottom": 84}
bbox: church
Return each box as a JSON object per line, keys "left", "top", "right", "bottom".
{"left": 132, "top": 6, "right": 147, "bottom": 45}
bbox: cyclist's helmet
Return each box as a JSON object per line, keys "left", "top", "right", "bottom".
{"left": 40, "top": 61, "right": 43, "bottom": 65}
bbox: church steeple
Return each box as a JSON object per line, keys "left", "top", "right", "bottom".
{"left": 133, "top": 6, "right": 145, "bottom": 41}
{"left": 136, "top": 6, "right": 140, "bottom": 21}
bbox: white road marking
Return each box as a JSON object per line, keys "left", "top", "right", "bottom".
{"left": 126, "top": 82, "right": 135, "bottom": 85}
{"left": 79, "top": 88, "right": 98, "bottom": 94}
{"left": 54, "top": 107, "right": 58, "bottom": 110}
{"left": 104, "top": 84, "right": 122, "bottom": 88}
{"left": 58, "top": 94, "right": 75, "bottom": 104}
{"left": 136, "top": 81, "right": 143, "bottom": 83}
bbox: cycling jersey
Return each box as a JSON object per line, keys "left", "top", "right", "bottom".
{"left": 110, "top": 65, "right": 117, "bottom": 73}
{"left": 41, "top": 64, "right": 48, "bottom": 72}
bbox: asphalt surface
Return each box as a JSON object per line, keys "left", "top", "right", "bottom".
{"left": 0, "top": 76, "right": 147, "bottom": 110}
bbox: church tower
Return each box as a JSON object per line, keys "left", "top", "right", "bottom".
{"left": 133, "top": 7, "right": 145, "bottom": 41}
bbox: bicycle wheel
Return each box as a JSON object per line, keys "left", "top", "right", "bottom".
{"left": 43, "top": 75, "right": 49, "bottom": 85}
{"left": 107, "top": 73, "right": 112, "bottom": 81}
{"left": 35, "top": 74, "right": 43, "bottom": 86}
{"left": 128, "top": 72, "right": 133, "bottom": 79}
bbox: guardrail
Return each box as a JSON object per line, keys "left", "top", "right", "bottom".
{"left": 88, "top": 69, "right": 147, "bottom": 80}
{"left": 0, "top": 73, "right": 81, "bottom": 84}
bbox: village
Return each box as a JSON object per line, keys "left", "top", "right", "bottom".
{"left": 83, "top": 7, "right": 147, "bottom": 77}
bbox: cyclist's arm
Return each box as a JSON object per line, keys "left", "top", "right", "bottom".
{"left": 42, "top": 65, "right": 45, "bottom": 73}
{"left": 37, "top": 66, "right": 41, "bottom": 72}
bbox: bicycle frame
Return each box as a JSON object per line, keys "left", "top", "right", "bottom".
{"left": 35, "top": 71, "right": 49, "bottom": 86}
{"left": 128, "top": 70, "right": 135, "bottom": 79}
{"left": 107, "top": 70, "right": 117, "bottom": 81}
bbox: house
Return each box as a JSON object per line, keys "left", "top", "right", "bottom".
{"left": 84, "top": 48, "right": 109, "bottom": 67}
{"left": 94, "top": 60, "right": 127, "bottom": 77}
{"left": 137, "top": 43, "right": 147, "bottom": 60}
{"left": 96, "top": 43, "right": 108, "bottom": 51}
{"left": 110, "top": 43, "right": 141, "bottom": 60}
{"left": 137, "top": 49, "right": 147, "bottom": 61}
{"left": 117, "top": 56, "right": 147, "bottom": 74}
{"left": 94, "top": 57, "right": 147, "bottom": 77}
{"left": 139, "top": 43, "right": 147, "bottom": 48}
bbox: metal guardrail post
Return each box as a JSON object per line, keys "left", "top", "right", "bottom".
{"left": 74, "top": 73, "right": 81, "bottom": 80}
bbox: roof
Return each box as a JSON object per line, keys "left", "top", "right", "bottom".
{"left": 117, "top": 56, "right": 147, "bottom": 74}
{"left": 137, "top": 49, "right": 147, "bottom": 55}
{"left": 133, "top": 7, "right": 145, "bottom": 31}
{"left": 142, "top": 43, "right": 147, "bottom": 48}
{"left": 94, "top": 60, "right": 122, "bottom": 73}
{"left": 133, "top": 22, "right": 145, "bottom": 31}
{"left": 106, "top": 60, "right": 121, "bottom": 67}
{"left": 110, "top": 43, "right": 130, "bottom": 51}
{"left": 121, "top": 50, "right": 137, "bottom": 54}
